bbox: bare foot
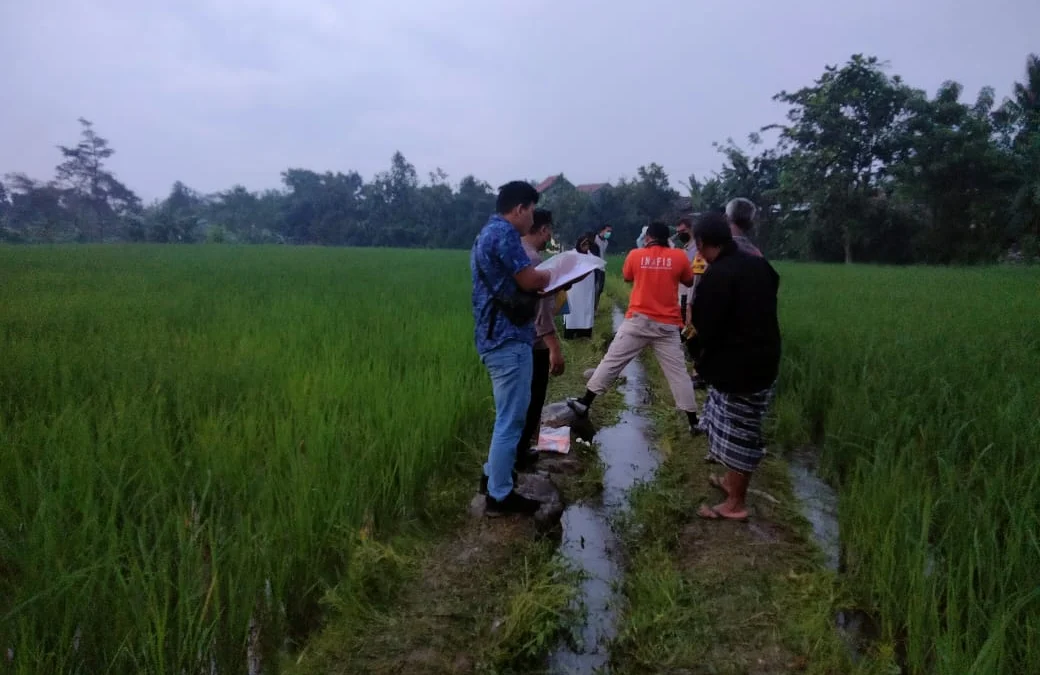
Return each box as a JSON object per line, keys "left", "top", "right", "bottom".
{"left": 707, "top": 473, "right": 729, "bottom": 496}
{"left": 696, "top": 503, "right": 749, "bottom": 522}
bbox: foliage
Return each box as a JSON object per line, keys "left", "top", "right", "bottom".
{"left": 3, "top": 53, "right": 1039, "bottom": 263}
{"left": 52, "top": 118, "right": 141, "bottom": 241}
{"left": 708, "top": 52, "right": 1040, "bottom": 264}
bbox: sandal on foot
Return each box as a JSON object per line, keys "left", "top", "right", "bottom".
{"left": 696, "top": 504, "right": 749, "bottom": 522}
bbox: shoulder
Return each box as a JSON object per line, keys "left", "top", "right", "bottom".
{"left": 732, "top": 252, "right": 779, "bottom": 283}
{"left": 480, "top": 218, "right": 521, "bottom": 252}
{"left": 483, "top": 218, "right": 513, "bottom": 241}
{"left": 521, "top": 241, "right": 541, "bottom": 264}
{"left": 705, "top": 251, "right": 742, "bottom": 277}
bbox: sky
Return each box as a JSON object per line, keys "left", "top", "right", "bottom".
{"left": 2, "top": 0, "right": 1038, "bottom": 201}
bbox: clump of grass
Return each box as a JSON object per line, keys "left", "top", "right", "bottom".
{"left": 612, "top": 542, "right": 709, "bottom": 669}
{"left": 484, "top": 546, "right": 583, "bottom": 670}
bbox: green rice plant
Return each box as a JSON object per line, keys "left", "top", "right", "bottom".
{"left": 4, "top": 248, "right": 1037, "bottom": 674}
{"left": 0, "top": 245, "right": 493, "bottom": 673}
{"left": 772, "top": 263, "right": 1040, "bottom": 674}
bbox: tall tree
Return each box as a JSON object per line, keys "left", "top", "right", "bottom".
{"left": 417, "top": 168, "right": 455, "bottom": 249}
{"left": 891, "top": 83, "right": 1012, "bottom": 262}
{"left": 698, "top": 177, "right": 726, "bottom": 213}
{"left": 685, "top": 173, "right": 705, "bottom": 211}
{"left": 768, "top": 55, "right": 915, "bottom": 262}
{"left": 280, "top": 169, "right": 364, "bottom": 244}
{"left": 711, "top": 138, "right": 788, "bottom": 255}
{"left": 0, "top": 181, "right": 9, "bottom": 225}
{"left": 632, "top": 163, "right": 678, "bottom": 223}
{"left": 146, "top": 181, "right": 205, "bottom": 243}
{"left": 54, "top": 118, "right": 140, "bottom": 241}
{"left": 1002, "top": 54, "right": 1040, "bottom": 249}
{"left": 448, "top": 175, "right": 495, "bottom": 248}
{"left": 3, "top": 174, "right": 69, "bottom": 242}
{"left": 364, "top": 152, "right": 421, "bottom": 246}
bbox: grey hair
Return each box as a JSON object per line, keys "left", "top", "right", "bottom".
{"left": 725, "top": 198, "right": 757, "bottom": 232}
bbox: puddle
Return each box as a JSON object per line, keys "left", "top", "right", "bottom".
{"left": 786, "top": 448, "right": 840, "bottom": 572}
{"left": 550, "top": 309, "right": 660, "bottom": 674}
{"left": 787, "top": 448, "right": 882, "bottom": 663}
{"left": 835, "top": 608, "right": 882, "bottom": 664}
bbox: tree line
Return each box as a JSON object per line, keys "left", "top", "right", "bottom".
{"left": 695, "top": 53, "right": 1040, "bottom": 264}
{"left": 2, "top": 53, "right": 1038, "bottom": 264}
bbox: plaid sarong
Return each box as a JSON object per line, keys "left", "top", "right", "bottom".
{"left": 699, "top": 385, "right": 775, "bottom": 473}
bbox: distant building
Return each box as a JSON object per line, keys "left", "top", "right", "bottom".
{"left": 535, "top": 175, "right": 572, "bottom": 196}
{"left": 673, "top": 196, "right": 694, "bottom": 215}
{"left": 576, "top": 183, "right": 610, "bottom": 195}
{"left": 535, "top": 175, "right": 611, "bottom": 200}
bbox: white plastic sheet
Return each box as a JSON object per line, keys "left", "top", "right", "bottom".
{"left": 536, "top": 250, "right": 607, "bottom": 293}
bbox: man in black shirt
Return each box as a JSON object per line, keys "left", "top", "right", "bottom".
{"left": 689, "top": 212, "right": 781, "bottom": 521}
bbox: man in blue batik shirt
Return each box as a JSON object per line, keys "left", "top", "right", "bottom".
{"left": 472, "top": 181, "right": 551, "bottom": 515}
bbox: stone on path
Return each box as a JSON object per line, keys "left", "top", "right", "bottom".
{"left": 540, "top": 401, "right": 596, "bottom": 442}
{"left": 469, "top": 472, "right": 564, "bottom": 527}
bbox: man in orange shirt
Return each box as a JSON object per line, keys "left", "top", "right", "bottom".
{"left": 568, "top": 221, "right": 700, "bottom": 435}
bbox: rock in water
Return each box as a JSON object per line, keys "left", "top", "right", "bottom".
{"left": 541, "top": 401, "right": 577, "bottom": 428}
{"left": 542, "top": 400, "right": 597, "bottom": 441}
{"left": 540, "top": 400, "right": 596, "bottom": 443}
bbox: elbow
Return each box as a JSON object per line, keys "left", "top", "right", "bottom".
{"left": 520, "top": 270, "right": 550, "bottom": 292}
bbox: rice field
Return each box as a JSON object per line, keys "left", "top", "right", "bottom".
{"left": 770, "top": 263, "right": 1040, "bottom": 673}
{"left": 2, "top": 247, "right": 1038, "bottom": 673}
{"left": 0, "top": 246, "right": 493, "bottom": 673}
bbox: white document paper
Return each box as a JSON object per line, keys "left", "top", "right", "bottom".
{"left": 536, "top": 250, "right": 607, "bottom": 293}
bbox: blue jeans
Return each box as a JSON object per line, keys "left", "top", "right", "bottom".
{"left": 480, "top": 341, "right": 533, "bottom": 500}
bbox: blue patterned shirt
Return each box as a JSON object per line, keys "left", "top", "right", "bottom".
{"left": 471, "top": 215, "right": 536, "bottom": 356}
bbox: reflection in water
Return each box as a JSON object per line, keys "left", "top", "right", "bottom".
{"left": 786, "top": 450, "right": 840, "bottom": 572}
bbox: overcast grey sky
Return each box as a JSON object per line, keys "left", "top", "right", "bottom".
{"left": 2, "top": 0, "right": 1037, "bottom": 201}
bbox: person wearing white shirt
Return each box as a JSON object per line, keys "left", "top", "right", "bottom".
{"left": 563, "top": 232, "right": 598, "bottom": 339}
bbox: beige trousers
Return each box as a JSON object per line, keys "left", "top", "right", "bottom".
{"left": 587, "top": 313, "right": 697, "bottom": 412}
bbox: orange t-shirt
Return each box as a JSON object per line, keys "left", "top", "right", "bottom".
{"left": 622, "top": 247, "right": 694, "bottom": 326}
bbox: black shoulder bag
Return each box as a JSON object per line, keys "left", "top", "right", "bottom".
{"left": 472, "top": 240, "right": 540, "bottom": 332}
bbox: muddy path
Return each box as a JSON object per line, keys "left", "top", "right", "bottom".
{"left": 288, "top": 303, "right": 626, "bottom": 675}
{"left": 607, "top": 350, "right": 859, "bottom": 674}
{"left": 288, "top": 290, "right": 861, "bottom": 674}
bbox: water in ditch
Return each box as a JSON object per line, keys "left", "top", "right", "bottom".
{"left": 549, "top": 308, "right": 660, "bottom": 674}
